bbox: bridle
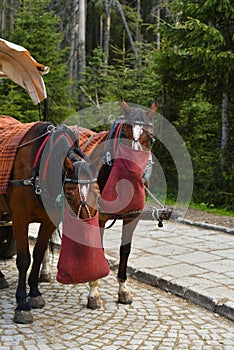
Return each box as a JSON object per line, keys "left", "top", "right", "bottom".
{"left": 117, "top": 114, "right": 154, "bottom": 146}
{"left": 63, "top": 160, "right": 98, "bottom": 219}
{"left": 104, "top": 112, "right": 155, "bottom": 166}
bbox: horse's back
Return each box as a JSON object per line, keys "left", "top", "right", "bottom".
{"left": 0, "top": 117, "right": 49, "bottom": 196}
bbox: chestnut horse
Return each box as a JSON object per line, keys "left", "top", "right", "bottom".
{"left": 85, "top": 100, "right": 158, "bottom": 308}
{"left": 40, "top": 100, "right": 158, "bottom": 309}
{"left": 0, "top": 118, "right": 99, "bottom": 324}
{"left": 88, "top": 101, "right": 158, "bottom": 309}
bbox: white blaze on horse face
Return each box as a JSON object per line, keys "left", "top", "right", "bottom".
{"left": 81, "top": 184, "right": 88, "bottom": 199}
{"left": 132, "top": 124, "right": 143, "bottom": 150}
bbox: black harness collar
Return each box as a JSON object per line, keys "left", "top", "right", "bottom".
{"left": 10, "top": 125, "right": 97, "bottom": 194}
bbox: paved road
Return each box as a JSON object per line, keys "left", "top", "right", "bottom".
{"left": 0, "top": 250, "right": 234, "bottom": 350}
{"left": 104, "top": 219, "right": 234, "bottom": 322}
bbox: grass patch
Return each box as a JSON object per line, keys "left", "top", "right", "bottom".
{"left": 189, "top": 202, "right": 234, "bottom": 217}
{"left": 146, "top": 196, "right": 234, "bottom": 217}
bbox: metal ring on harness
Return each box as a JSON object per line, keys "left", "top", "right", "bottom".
{"left": 152, "top": 208, "right": 164, "bottom": 227}
{"left": 47, "top": 124, "right": 56, "bottom": 133}
{"left": 108, "top": 114, "right": 116, "bottom": 123}
{"left": 152, "top": 208, "right": 160, "bottom": 220}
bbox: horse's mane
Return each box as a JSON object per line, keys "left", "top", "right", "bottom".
{"left": 30, "top": 121, "right": 53, "bottom": 147}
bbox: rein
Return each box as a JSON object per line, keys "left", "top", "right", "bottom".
{"left": 17, "top": 125, "right": 55, "bottom": 148}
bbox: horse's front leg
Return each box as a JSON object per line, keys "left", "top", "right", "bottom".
{"left": 117, "top": 219, "right": 138, "bottom": 305}
{"left": 87, "top": 220, "right": 105, "bottom": 309}
{"left": 28, "top": 222, "right": 55, "bottom": 309}
{"left": 39, "top": 229, "right": 57, "bottom": 282}
{"left": 13, "top": 222, "right": 33, "bottom": 324}
{"left": 87, "top": 280, "right": 101, "bottom": 309}
{"left": 39, "top": 245, "right": 51, "bottom": 282}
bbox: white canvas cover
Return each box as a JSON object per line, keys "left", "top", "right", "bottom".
{"left": 0, "top": 38, "right": 49, "bottom": 104}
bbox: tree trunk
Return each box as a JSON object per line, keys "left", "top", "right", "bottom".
{"left": 69, "top": 0, "right": 79, "bottom": 83}
{"left": 103, "top": 0, "right": 112, "bottom": 70}
{"left": 9, "top": 0, "right": 14, "bottom": 33}
{"left": 156, "top": 0, "right": 161, "bottom": 50}
{"left": 114, "top": 0, "right": 138, "bottom": 58}
{"left": 1, "top": 0, "right": 6, "bottom": 36}
{"left": 100, "top": 15, "right": 103, "bottom": 48}
{"left": 78, "top": 0, "right": 86, "bottom": 82}
{"left": 136, "top": 0, "right": 141, "bottom": 43}
{"left": 221, "top": 88, "right": 229, "bottom": 167}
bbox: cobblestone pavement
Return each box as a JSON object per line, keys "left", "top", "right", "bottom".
{"left": 0, "top": 252, "right": 234, "bottom": 350}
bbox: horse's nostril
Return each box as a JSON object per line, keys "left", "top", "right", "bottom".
{"left": 65, "top": 192, "right": 73, "bottom": 201}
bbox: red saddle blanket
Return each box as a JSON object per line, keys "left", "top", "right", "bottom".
{"left": 99, "top": 143, "right": 151, "bottom": 214}
{"left": 56, "top": 209, "right": 110, "bottom": 284}
{"left": 0, "top": 116, "right": 39, "bottom": 194}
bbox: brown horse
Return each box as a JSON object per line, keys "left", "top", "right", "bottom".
{"left": 40, "top": 100, "right": 161, "bottom": 309}
{"left": 88, "top": 101, "right": 158, "bottom": 309}
{"left": 0, "top": 117, "right": 99, "bottom": 324}
{"left": 82, "top": 100, "right": 158, "bottom": 308}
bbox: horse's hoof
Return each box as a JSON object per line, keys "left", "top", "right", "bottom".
{"left": 28, "top": 295, "right": 46, "bottom": 309}
{"left": 39, "top": 273, "right": 51, "bottom": 283}
{"left": 118, "top": 291, "right": 133, "bottom": 305}
{"left": 87, "top": 296, "right": 101, "bottom": 309}
{"left": 13, "top": 310, "right": 33, "bottom": 324}
{"left": 0, "top": 277, "right": 9, "bottom": 289}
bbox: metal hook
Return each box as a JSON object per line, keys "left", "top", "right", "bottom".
{"left": 108, "top": 114, "right": 115, "bottom": 123}
{"left": 47, "top": 124, "right": 56, "bottom": 133}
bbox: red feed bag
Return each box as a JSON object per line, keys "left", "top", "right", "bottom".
{"left": 99, "top": 143, "right": 151, "bottom": 214}
{"left": 57, "top": 209, "right": 110, "bottom": 284}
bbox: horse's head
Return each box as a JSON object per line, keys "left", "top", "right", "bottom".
{"left": 63, "top": 154, "right": 99, "bottom": 219}
{"left": 120, "top": 100, "right": 158, "bottom": 151}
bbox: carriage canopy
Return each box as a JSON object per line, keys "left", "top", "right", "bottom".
{"left": 0, "top": 38, "right": 49, "bottom": 105}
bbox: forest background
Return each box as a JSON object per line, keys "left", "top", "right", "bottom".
{"left": 0, "top": 0, "right": 233, "bottom": 211}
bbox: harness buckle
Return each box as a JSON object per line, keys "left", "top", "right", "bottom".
{"left": 34, "top": 176, "right": 42, "bottom": 195}
{"left": 106, "top": 151, "right": 112, "bottom": 166}
{"left": 23, "top": 178, "right": 33, "bottom": 186}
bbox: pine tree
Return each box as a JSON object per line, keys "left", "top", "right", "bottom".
{"left": 0, "top": 0, "right": 75, "bottom": 123}
{"left": 155, "top": 0, "right": 234, "bottom": 208}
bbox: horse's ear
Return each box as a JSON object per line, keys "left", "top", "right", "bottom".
{"left": 121, "top": 99, "right": 130, "bottom": 117}
{"left": 147, "top": 100, "right": 158, "bottom": 119}
{"left": 150, "top": 100, "right": 158, "bottom": 111}
{"left": 64, "top": 156, "right": 74, "bottom": 176}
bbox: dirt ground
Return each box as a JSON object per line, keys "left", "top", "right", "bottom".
{"left": 183, "top": 208, "right": 234, "bottom": 229}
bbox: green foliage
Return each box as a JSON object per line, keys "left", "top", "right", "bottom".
{"left": 80, "top": 43, "right": 161, "bottom": 109}
{"left": 111, "top": 42, "right": 161, "bottom": 106}
{"left": 0, "top": 0, "right": 233, "bottom": 211}
{"left": 80, "top": 47, "right": 118, "bottom": 107}
{"left": 190, "top": 202, "right": 234, "bottom": 217}
{"left": 150, "top": 0, "right": 234, "bottom": 209}
{"left": 0, "top": 0, "right": 75, "bottom": 124}
{"left": 175, "top": 93, "right": 223, "bottom": 207}
{"left": 0, "top": 81, "right": 39, "bottom": 122}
